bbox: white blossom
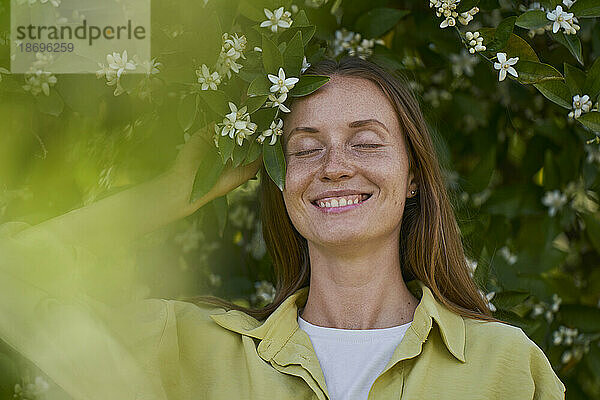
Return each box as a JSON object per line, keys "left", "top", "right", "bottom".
{"left": 564, "top": 179, "right": 599, "bottom": 214}
{"left": 530, "top": 294, "right": 561, "bottom": 323}
{"left": 14, "top": 376, "right": 50, "bottom": 400}
{"left": 429, "top": 0, "right": 460, "bottom": 28}
{"left": 499, "top": 246, "right": 517, "bottom": 265}
{"left": 208, "top": 273, "right": 222, "bottom": 287}
{"left": 215, "top": 33, "right": 247, "bottom": 79}
{"left": 16, "top": 0, "right": 60, "bottom": 6}
{"left": 584, "top": 143, "right": 600, "bottom": 164}
{"left": 493, "top": 52, "right": 519, "bottom": 81}
{"left": 301, "top": 56, "right": 311, "bottom": 73}
{"left": 546, "top": 5, "right": 579, "bottom": 34}
{"left": 106, "top": 50, "right": 137, "bottom": 78}
{"left": 330, "top": 28, "right": 382, "bottom": 59}
{"left": 268, "top": 67, "right": 299, "bottom": 95}
{"left": 449, "top": 49, "right": 479, "bottom": 77}
{"left": 568, "top": 94, "right": 592, "bottom": 119}
{"left": 260, "top": 7, "right": 293, "bottom": 33}
{"left": 465, "top": 31, "right": 486, "bottom": 53}
{"left": 196, "top": 64, "right": 221, "bottom": 90}
{"left": 140, "top": 58, "right": 161, "bottom": 77}
{"left": 551, "top": 294, "right": 562, "bottom": 313}
{"left": 215, "top": 102, "right": 257, "bottom": 146}
{"left": 257, "top": 118, "right": 284, "bottom": 145}
{"left": 542, "top": 189, "right": 567, "bottom": 217}
{"left": 458, "top": 6, "right": 479, "bottom": 25}
{"left": 22, "top": 68, "right": 57, "bottom": 96}
{"left": 250, "top": 280, "right": 276, "bottom": 305}
{"left": 563, "top": 0, "right": 576, "bottom": 8}
{"left": 479, "top": 290, "right": 497, "bottom": 312}
{"left": 553, "top": 325, "right": 578, "bottom": 346}
{"left": 266, "top": 92, "right": 291, "bottom": 113}
{"left": 465, "top": 256, "right": 478, "bottom": 278}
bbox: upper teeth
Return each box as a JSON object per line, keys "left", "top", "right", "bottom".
{"left": 316, "top": 195, "right": 365, "bottom": 208}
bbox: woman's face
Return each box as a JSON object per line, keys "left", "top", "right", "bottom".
{"left": 282, "top": 75, "right": 416, "bottom": 249}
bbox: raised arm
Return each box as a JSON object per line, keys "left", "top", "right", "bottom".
{"left": 13, "top": 127, "right": 263, "bottom": 254}
{"left": 0, "top": 126, "right": 262, "bottom": 399}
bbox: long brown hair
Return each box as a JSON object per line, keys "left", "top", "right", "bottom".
{"left": 193, "top": 56, "right": 504, "bottom": 324}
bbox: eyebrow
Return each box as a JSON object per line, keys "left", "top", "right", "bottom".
{"left": 287, "top": 119, "right": 389, "bottom": 138}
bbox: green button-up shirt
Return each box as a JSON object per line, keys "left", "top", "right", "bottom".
{"left": 0, "top": 222, "right": 566, "bottom": 399}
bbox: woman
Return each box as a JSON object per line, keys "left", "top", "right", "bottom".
{"left": 0, "top": 57, "right": 565, "bottom": 399}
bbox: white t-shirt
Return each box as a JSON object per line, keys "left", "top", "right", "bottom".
{"left": 297, "top": 315, "right": 412, "bottom": 400}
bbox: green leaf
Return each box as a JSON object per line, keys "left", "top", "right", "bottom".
{"left": 492, "top": 16, "right": 517, "bottom": 51}
{"left": 243, "top": 137, "right": 263, "bottom": 166}
{"left": 263, "top": 138, "right": 286, "bottom": 191}
{"left": 569, "top": 0, "right": 600, "bottom": 17}
{"left": 515, "top": 60, "right": 563, "bottom": 84}
{"left": 247, "top": 75, "right": 271, "bottom": 96}
{"left": 244, "top": 95, "right": 268, "bottom": 113}
{"left": 533, "top": 80, "right": 572, "bottom": 109}
{"left": 582, "top": 211, "right": 600, "bottom": 253}
{"left": 238, "top": 0, "right": 266, "bottom": 21}
{"left": 35, "top": 89, "right": 64, "bottom": 116}
{"left": 232, "top": 138, "right": 251, "bottom": 168}
{"left": 119, "top": 73, "right": 143, "bottom": 92}
{"left": 457, "top": 0, "right": 479, "bottom": 12}
{"left": 354, "top": 8, "right": 410, "bottom": 38}
{"left": 197, "top": 90, "right": 228, "bottom": 115}
{"left": 585, "top": 58, "right": 600, "bottom": 99}
{"left": 193, "top": 9, "right": 222, "bottom": 67}
{"left": 289, "top": 74, "right": 330, "bottom": 97}
{"left": 177, "top": 94, "right": 198, "bottom": 132}
{"left": 543, "top": 150, "right": 561, "bottom": 189}
{"left": 515, "top": 10, "right": 549, "bottom": 29}
{"left": 252, "top": 107, "right": 278, "bottom": 131}
{"left": 480, "top": 29, "right": 539, "bottom": 61}
{"left": 212, "top": 195, "right": 228, "bottom": 238}
{"left": 218, "top": 133, "right": 235, "bottom": 163}
{"left": 190, "top": 135, "right": 225, "bottom": 203}
{"left": 560, "top": 304, "right": 600, "bottom": 332}
{"left": 262, "top": 34, "right": 284, "bottom": 75}
{"left": 552, "top": 32, "right": 583, "bottom": 66}
{"left": 283, "top": 31, "right": 304, "bottom": 77}
{"left": 577, "top": 112, "right": 600, "bottom": 132}
{"left": 564, "top": 63, "right": 587, "bottom": 94}
{"left": 491, "top": 291, "right": 531, "bottom": 311}
{"left": 293, "top": 9, "right": 311, "bottom": 26}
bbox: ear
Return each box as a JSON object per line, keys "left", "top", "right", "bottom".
{"left": 406, "top": 169, "right": 418, "bottom": 197}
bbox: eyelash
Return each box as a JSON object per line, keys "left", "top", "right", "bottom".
{"left": 293, "top": 144, "right": 382, "bottom": 156}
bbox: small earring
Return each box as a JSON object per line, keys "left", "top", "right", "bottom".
{"left": 410, "top": 189, "right": 417, "bottom": 196}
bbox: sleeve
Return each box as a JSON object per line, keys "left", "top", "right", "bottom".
{"left": 522, "top": 330, "right": 567, "bottom": 400}
{"left": 0, "top": 221, "right": 172, "bottom": 400}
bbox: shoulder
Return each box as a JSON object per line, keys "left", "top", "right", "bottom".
{"left": 463, "top": 318, "right": 566, "bottom": 399}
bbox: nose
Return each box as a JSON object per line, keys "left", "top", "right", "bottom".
{"left": 320, "top": 145, "right": 353, "bottom": 182}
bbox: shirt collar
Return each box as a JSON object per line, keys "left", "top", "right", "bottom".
{"left": 209, "top": 279, "right": 466, "bottom": 363}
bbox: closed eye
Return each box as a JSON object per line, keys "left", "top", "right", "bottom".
{"left": 354, "top": 144, "right": 383, "bottom": 149}
{"left": 294, "top": 149, "right": 322, "bottom": 156}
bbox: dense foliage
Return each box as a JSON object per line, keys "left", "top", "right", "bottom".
{"left": 0, "top": 0, "right": 599, "bottom": 398}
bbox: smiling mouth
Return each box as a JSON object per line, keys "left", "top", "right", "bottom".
{"left": 311, "top": 193, "right": 372, "bottom": 209}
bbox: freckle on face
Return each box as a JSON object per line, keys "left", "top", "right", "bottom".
{"left": 280, "top": 75, "right": 413, "bottom": 249}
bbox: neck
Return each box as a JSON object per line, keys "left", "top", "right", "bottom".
{"left": 299, "top": 234, "right": 419, "bottom": 330}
